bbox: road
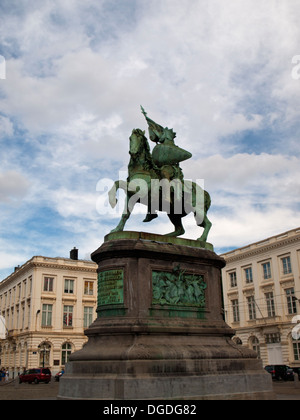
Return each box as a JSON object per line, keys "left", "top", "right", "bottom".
{"left": 0, "top": 379, "right": 299, "bottom": 400}
{"left": 273, "top": 381, "right": 300, "bottom": 400}
{"left": 0, "top": 378, "right": 59, "bottom": 400}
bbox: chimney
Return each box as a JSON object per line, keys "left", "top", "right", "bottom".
{"left": 70, "top": 247, "right": 78, "bottom": 260}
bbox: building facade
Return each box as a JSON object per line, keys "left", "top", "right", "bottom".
{"left": 221, "top": 227, "right": 300, "bottom": 368}
{"left": 0, "top": 253, "right": 97, "bottom": 378}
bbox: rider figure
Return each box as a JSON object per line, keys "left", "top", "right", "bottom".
{"left": 140, "top": 106, "right": 192, "bottom": 222}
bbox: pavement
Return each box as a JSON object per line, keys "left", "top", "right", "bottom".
{"left": 0, "top": 378, "right": 299, "bottom": 400}
{"left": 0, "top": 378, "right": 59, "bottom": 400}
{"left": 273, "top": 381, "right": 300, "bottom": 400}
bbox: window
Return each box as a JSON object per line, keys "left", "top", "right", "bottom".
{"left": 21, "top": 304, "right": 25, "bottom": 330}
{"left": 64, "top": 279, "right": 74, "bottom": 294}
{"left": 44, "top": 277, "right": 54, "bottom": 292}
{"left": 265, "top": 332, "right": 281, "bottom": 343}
{"left": 84, "top": 307, "right": 94, "bottom": 328}
{"left": 41, "top": 304, "right": 52, "bottom": 327}
{"left": 265, "top": 292, "right": 276, "bottom": 317}
{"left": 22, "top": 280, "right": 27, "bottom": 297}
{"left": 293, "top": 339, "right": 300, "bottom": 361}
{"left": 282, "top": 256, "right": 292, "bottom": 275}
{"left": 247, "top": 296, "right": 256, "bottom": 320}
{"left": 61, "top": 343, "right": 72, "bottom": 365}
{"left": 231, "top": 299, "right": 240, "bottom": 322}
{"left": 16, "top": 308, "right": 20, "bottom": 330}
{"left": 229, "top": 272, "right": 237, "bottom": 288}
{"left": 26, "top": 302, "right": 31, "bottom": 330}
{"left": 84, "top": 281, "right": 94, "bottom": 295}
{"left": 244, "top": 267, "right": 253, "bottom": 284}
{"left": 17, "top": 284, "right": 21, "bottom": 300}
{"left": 250, "top": 336, "right": 261, "bottom": 358}
{"left": 63, "top": 305, "right": 73, "bottom": 327}
{"left": 286, "top": 288, "right": 297, "bottom": 315}
{"left": 262, "top": 262, "right": 272, "bottom": 280}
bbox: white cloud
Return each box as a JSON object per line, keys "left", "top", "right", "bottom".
{"left": 210, "top": 207, "right": 300, "bottom": 251}
{"left": 0, "top": 170, "right": 30, "bottom": 203}
{"left": 1, "top": 0, "right": 299, "bottom": 162}
{"left": 0, "top": 0, "right": 300, "bottom": 277}
{"left": 50, "top": 187, "right": 98, "bottom": 219}
{"left": 184, "top": 153, "right": 300, "bottom": 202}
{"left": 0, "top": 116, "right": 14, "bottom": 139}
{"left": 181, "top": 152, "right": 300, "bottom": 248}
{"left": 0, "top": 251, "right": 26, "bottom": 271}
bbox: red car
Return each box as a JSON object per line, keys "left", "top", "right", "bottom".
{"left": 19, "top": 368, "right": 51, "bottom": 384}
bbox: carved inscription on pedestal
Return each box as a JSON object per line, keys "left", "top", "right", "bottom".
{"left": 98, "top": 269, "right": 124, "bottom": 306}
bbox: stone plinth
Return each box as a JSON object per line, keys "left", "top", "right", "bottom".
{"left": 58, "top": 233, "right": 274, "bottom": 400}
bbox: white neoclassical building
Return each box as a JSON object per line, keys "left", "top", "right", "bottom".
{"left": 221, "top": 227, "right": 300, "bottom": 368}
{"left": 0, "top": 250, "right": 97, "bottom": 377}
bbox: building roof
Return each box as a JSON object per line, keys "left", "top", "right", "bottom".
{"left": 221, "top": 227, "right": 300, "bottom": 263}
{"left": 0, "top": 255, "right": 97, "bottom": 289}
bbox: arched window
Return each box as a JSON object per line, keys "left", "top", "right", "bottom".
{"left": 249, "top": 336, "right": 261, "bottom": 358}
{"left": 292, "top": 337, "right": 300, "bottom": 361}
{"left": 61, "top": 342, "right": 72, "bottom": 365}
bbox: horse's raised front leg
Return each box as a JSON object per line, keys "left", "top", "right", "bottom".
{"left": 108, "top": 180, "right": 127, "bottom": 208}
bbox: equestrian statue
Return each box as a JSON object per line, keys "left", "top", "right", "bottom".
{"left": 108, "top": 107, "right": 212, "bottom": 243}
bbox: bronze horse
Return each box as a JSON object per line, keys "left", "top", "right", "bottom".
{"left": 108, "top": 129, "right": 212, "bottom": 242}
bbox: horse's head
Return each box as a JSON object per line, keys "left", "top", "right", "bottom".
{"left": 129, "top": 128, "right": 146, "bottom": 158}
{"left": 128, "top": 128, "right": 155, "bottom": 175}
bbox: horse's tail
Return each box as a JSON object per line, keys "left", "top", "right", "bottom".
{"left": 191, "top": 183, "right": 211, "bottom": 212}
{"left": 204, "top": 190, "right": 211, "bottom": 212}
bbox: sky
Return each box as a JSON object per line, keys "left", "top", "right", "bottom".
{"left": 0, "top": 0, "right": 299, "bottom": 280}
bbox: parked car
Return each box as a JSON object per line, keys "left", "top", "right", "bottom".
{"left": 264, "top": 365, "right": 295, "bottom": 381}
{"left": 54, "top": 370, "right": 64, "bottom": 382}
{"left": 19, "top": 368, "right": 51, "bottom": 384}
{"left": 292, "top": 367, "right": 300, "bottom": 380}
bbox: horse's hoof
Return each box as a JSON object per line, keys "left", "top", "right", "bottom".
{"left": 143, "top": 213, "right": 158, "bottom": 223}
{"left": 164, "top": 229, "right": 185, "bottom": 237}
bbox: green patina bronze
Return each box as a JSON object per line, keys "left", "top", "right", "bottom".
{"left": 152, "top": 265, "right": 207, "bottom": 308}
{"left": 104, "top": 230, "right": 213, "bottom": 251}
{"left": 141, "top": 105, "right": 192, "bottom": 167}
{"left": 108, "top": 107, "right": 212, "bottom": 244}
{"left": 98, "top": 269, "right": 124, "bottom": 306}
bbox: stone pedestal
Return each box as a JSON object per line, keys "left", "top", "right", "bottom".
{"left": 58, "top": 232, "right": 274, "bottom": 400}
